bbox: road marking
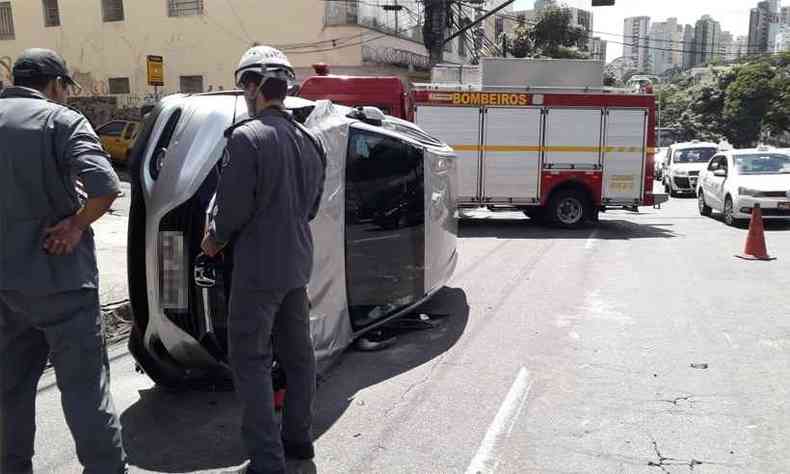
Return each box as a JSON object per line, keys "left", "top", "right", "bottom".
{"left": 584, "top": 228, "right": 600, "bottom": 250}
{"left": 466, "top": 367, "right": 532, "bottom": 474}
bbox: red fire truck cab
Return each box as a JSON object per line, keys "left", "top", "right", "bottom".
{"left": 298, "top": 63, "right": 413, "bottom": 121}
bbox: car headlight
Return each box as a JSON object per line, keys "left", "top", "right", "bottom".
{"left": 672, "top": 169, "right": 688, "bottom": 176}
{"left": 738, "top": 187, "right": 761, "bottom": 197}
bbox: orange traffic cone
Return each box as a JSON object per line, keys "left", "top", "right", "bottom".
{"left": 736, "top": 203, "right": 776, "bottom": 261}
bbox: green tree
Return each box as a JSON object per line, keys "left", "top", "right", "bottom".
{"left": 724, "top": 63, "right": 776, "bottom": 147}
{"left": 508, "top": 7, "right": 588, "bottom": 59}
{"left": 510, "top": 24, "right": 534, "bottom": 58}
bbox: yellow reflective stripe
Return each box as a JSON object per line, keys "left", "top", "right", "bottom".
{"left": 547, "top": 146, "right": 600, "bottom": 153}
{"left": 485, "top": 145, "right": 542, "bottom": 152}
{"left": 450, "top": 145, "right": 647, "bottom": 153}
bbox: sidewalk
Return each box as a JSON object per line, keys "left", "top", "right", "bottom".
{"left": 94, "top": 179, "right": 131, "bottom": 308}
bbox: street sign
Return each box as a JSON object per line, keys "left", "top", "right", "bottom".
{"left": 147, "top": 55, "right": 164, "bottom": 86}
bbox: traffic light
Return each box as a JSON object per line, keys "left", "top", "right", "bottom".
{"left": 592, "top": 0, "right": 615, "bottom": 5}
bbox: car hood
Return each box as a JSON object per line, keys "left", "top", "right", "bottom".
{"left": 735, "top": 174, "right": 790, "bottom": 191}
{"left": 671, "top": 163, "right": 707, "bottom": 173}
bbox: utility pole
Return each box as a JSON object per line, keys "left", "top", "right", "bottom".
{"left": 423, "top": 0, "right": 449, "bottom": 66}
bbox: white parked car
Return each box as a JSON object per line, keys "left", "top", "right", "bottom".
{"left": 662, "top": 141, "right": 719, "bottom": 197}
{"left": 697, "top": 147, "right": 790, "bottom": 226}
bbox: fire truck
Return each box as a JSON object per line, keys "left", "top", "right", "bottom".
{"left": 297, "top": 58, "right": 666, "bottom": 228}
{"left": 413, "top": 58, "right": 666, "bottom": 227}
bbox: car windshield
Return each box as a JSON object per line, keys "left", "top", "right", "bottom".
{"left": 673, "top": 147, "right": 717, "bottom": 163}
{"left": 734, "top": 153, "right": 790, "bottom": 175}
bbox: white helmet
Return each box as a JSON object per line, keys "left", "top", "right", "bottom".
{"left": 234, "top": 45, "right": 295, "bottom": 88}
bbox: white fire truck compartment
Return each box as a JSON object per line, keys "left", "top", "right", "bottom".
{"left": 481, "top": 57, "right": 604, "bottom": 88}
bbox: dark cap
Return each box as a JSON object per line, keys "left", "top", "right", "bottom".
{"left": 12, "top": 48, "right": 80, "bottom": 87}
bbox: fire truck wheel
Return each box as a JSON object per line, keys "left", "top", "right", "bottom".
{"left": 549, "top": 189, "right": 590, "bottom": 229}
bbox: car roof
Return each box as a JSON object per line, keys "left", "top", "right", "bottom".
{"left": 671, "top": 141, "right": 719, "bottom": 150}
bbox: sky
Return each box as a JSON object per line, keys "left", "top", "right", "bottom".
{"left": 513, "top": 0, "right": 760, "bottom": 63}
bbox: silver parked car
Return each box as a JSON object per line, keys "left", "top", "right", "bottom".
{"left": 126, "top": 92, "right": 458, "bottom": 387}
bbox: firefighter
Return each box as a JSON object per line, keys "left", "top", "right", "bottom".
{"left": 0, "top": 49, "right": 126, "bottom": 473}
{"left": 201, "top": 45, "right": 326, "bottom": 474}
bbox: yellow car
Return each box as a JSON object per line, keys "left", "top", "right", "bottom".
{"left": 96, "top": 120, "right": 140, "bottom": 163}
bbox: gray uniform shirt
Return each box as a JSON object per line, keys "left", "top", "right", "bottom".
{"left": 212, "top": 108, "right": 325, "bottom": 291}
{"left": 0, "top": 87, "right": 120, "bottom": 295}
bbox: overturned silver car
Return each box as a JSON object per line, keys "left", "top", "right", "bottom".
{"left": 126, "top": 92, "right": 458, "bottom": 387}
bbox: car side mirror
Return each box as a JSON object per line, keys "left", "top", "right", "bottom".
{"left": 713, "top": 169, "right": 727, "bottom": 178}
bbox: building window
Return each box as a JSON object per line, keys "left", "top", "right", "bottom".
{"left": 0, "top": 2, "right": 15, "bottom": 40}
{"left": 102, "top": 0, "right": 125, "bottom": 22}
{"left": 168, "top": 0, "right": 204, "bottom": 17}
{"left": 180, "top": 75, "right": 204, "bottom": 93}
{"left": 42, "top": 0, "right": 60, "bottom": 27}
{"left": 108, "top": 77, "right": 130, "bottom": 94}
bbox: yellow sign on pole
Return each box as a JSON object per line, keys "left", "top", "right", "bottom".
{"left": 147, "top": 55, "right": 164, "bottom": 87}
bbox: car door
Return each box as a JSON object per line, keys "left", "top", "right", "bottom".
{"left": 96, "top": 121, "right": 127, "bottom": 161}
{"left": 344, "top": 127, "right": 426, "bottom": 331}
{"left": 707, "top": 156, "right": 727, "bottom": 210}
{"left": 701, "top": 155, "right": 719, "bottom": 202}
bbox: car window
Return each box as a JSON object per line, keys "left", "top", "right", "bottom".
{"left": 734, "top": 153, "right": 790, "bottom": 175}
{"left": 123, "top": 123, "right": 137, "bottom": 140}
{"left": 97, "top": 121, "right": 125, "bottom": 137}
{"left": 348, "top": 130, "right": 418, "bottom": 182}
{"left": 673, "top": 147, "right": 717, "bottom": 163}
{"left": 708, "top": 155, "right": 722, "bottom": 171}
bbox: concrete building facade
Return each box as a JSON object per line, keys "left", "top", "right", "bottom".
{"left": 692, "top": 15, "right": 721, "bottom": 67}
{"left": 0, "top": 0, "right": 474, "bottom": 100}
{"left": 623, "top": 16, "right": 651, "bottom": 73}
{"left": 649, "top": 17, "right": 683, "bottom": 76}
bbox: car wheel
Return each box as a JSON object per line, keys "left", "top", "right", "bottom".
{"left": 549, "top": 189, "right": 590, "bottom": 229}
{"left": 724, "top": 196, "right": 739, "bottom": 227}
{"left": 698, "top": 191, "right": 712, "bottom": 217}
{"left": 128, "top": 325, "right": 186, "bottom": 390}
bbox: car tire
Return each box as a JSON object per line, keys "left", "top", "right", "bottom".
{"left": 723, "top": 196, "right": 742, "bottom": 227}
{"left": 548, "top": 189, "right": 590, "bottom": 229}
{"left": 698, "top": 191, "right": 712, "bottom": 217}
{"left": 128, "top": 325, "right": 186, "bottom": 390}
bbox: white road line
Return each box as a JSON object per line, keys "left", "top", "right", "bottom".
{"left": 465, "top": 367, "right": 532, "bottom": 474}
{"left": 584, "top": 228, "right": 600, "bottom": 250}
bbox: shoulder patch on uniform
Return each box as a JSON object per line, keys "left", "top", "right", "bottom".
{"left": 223, "top": 118, "right": 255, "bottom": 139}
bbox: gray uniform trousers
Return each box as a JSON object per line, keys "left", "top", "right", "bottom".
{"left": 228, "top": 285, "right": 316, "bottom": 474}
{"left": 0, "top": 289, "right": 126, "bottom": 474}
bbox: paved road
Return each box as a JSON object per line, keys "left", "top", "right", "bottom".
{"left": 34, "top": 193, "right": 790, "bottom": 473}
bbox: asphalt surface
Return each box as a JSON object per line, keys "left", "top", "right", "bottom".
{"left": 33, "top": 190, "right": 790, "bottom": 473}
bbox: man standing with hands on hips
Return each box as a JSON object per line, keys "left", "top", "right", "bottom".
{"left": 201, "top": 45, "right": 326, "bottom": 474}
{"left": 0, "top": 48, "right": 126, "bottom": 474}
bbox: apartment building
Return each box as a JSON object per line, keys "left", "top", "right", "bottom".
{"left": 0, "top": 0, "right": 471, "bottom": 100}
